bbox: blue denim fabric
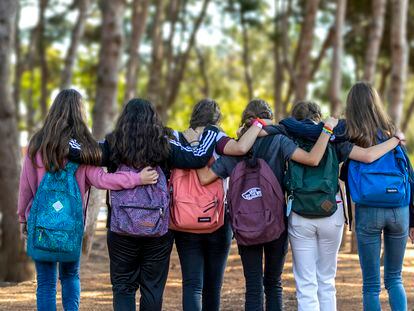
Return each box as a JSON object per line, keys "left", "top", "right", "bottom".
{"left": 355, "top": 206, "right": 409, "bottom": 311}
{"left": 35, "top": 260, "right": 81, "bottom": 311}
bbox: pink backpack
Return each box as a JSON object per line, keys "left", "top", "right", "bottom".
{"left": 169, "top": 167, "right": 225, "bottom": 233}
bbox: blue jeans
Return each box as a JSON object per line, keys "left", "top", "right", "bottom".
{"left": 35, "top": 260, "right": 81, "bottom": 311}
{"left": 174, "top": 219, "right": 232, "bottom": 311}
{"left": 355, "top": 206, "right": 408, "bottom": 311}
{"left": 238, "top": 231, "right": 288, "bottom": 311}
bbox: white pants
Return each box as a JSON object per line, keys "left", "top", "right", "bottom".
{"left": 289, "top": 205, "right": 344, "bottom": 311}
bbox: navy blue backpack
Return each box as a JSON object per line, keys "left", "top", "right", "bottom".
{"left": 347, "top": 146, "right": 411, "bottom": 208}
{"left": 27, "top": 162, "right": 84, "bottom": 262}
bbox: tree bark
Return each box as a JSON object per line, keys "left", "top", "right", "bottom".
{"left": 60, "top": 0, "right": 90, "bottom": 90}
{"left": 273, "top": 0, "right": 283, "bottom": 121}
{"left": 85, "top": 0, "right": 126, "bottom": 258}
{"left": 164, "top": 0, "right": 211, "bottom": 113}
{"left": 388, "top": 0, "right": 408, "bottom": 127}
{"left": 362, "top": 0, "right": 386, "bottom": 84}
{"left": 401, "top": 95, "right": 414, "bottom": 132}
{"left": 0, "top": 0, "right": 33, "bottom": 282}
{"left": 310, "top": 26, "right": 335, "bottom": 80}
{"left": 240, "top": 9, "right": 254, "bottom": 100}
{"left": 123, "top": 0, "right": 150, "bottom": 103}
{"left": 196, "top": 47, "right": 210, "bottom": 97}
{"left": 329, "top": 0, "right": 347, "bottom": 116}
{"left": 39, "top": 0, "right": 49, "bottom": 117}
{"left": 147, "top": 0, "right": 165, "bottom": 109}
{"left": 378, "top": 64, "right": 391, "bottom": 98}
{"left": 13, "top": 1, "right": 21, "bottom": 124}
{"left": 294, "top": 0, "right": 320, "bottom": 101}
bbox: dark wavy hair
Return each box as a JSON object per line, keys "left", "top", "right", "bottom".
{"left": 189, "top": 99, "right": 221, "bottom": 128}
{"left": 28, "top": 89, "right": 101, "bottom": 172}
{"left": 239, "top": 99, "right": 273, "bottom": 135}
{"left": 106, "top": 98, "right": 171, "bottom": 168}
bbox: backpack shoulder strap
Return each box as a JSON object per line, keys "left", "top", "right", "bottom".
{"left": 65, "top": 161, "right": 80, "bottom": 173}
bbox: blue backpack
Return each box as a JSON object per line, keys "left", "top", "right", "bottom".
{"left": 27, "top": 162, "right": 84, "bottom": 262}
{"left": 348, "top": 146, "right": 411, "bottom": 208}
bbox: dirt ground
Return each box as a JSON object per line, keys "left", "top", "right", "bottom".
{"left": 1, "top": 221, "right": 414, "bottom": 311}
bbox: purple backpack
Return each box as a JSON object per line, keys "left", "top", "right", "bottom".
{"left": 228, "top": 157, "right": 285, "bottom": 246}
{"left": 109, "top": 165, "right": 169, "bottom": 237}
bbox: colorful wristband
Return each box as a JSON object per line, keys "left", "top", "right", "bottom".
{"left": 253, "top": 120, "right": 263, "bottom": 129}
{"left": 255, "top": 118, "right": 267, "bottom": 127}
{"left": 322, "top": 127, "right": 332, "bottom": 135}
{"left": 323, "top": 124, "right": 333, "bottom": 132}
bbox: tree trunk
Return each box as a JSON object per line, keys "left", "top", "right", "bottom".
{"left": 196, "top": 47, "right": 210, "bottom": 97}
{"left": 241, "top": 10, "right": 254, "bottom": 100}
{"left": 13, "top": 1, "right": 21, "bottom": 124}
{"left": 378, "top": 64, "right": 391, "bottom": 98}
{"left": 85, "top": 0, "right": 126, "bottom": 258}
{"left": 123, "top": 0, "right": 150, "bottom": 103}
{"left": 388, "top": 0, "right": 408, "bottom": 127}
{"left": 329, "top": 0, "right": 347, "bottom": 116}
{"left": 147, "top": 0, "right": 165, "bottom": 109}
{"left": 0, "top": 0, "right": 33, "bottom": 282}
{"left": 163, "top": 0, "right": 182, "bottom": 105}
{"left": 310, "top": 26, "right": 335, "bottom": 80}
{"left": 362, "top": 0, "right": 386, "bottom": 83}
{"left": 401, "top": 95, "right": 414, "bottom": 132}
{"left": 273, "top": 0, "right": 283, "bottom": 121}
{"left": 60, "top": 0, "right": 90, "bottom": 90}
{"left": 294, "top": 0, "right": 320, "bottom": 101}
{"left": 163, "top": 0, "right": 211, "bottom": 115}
{"left": 39, "top": 0, "right": 49, "bottom": 117}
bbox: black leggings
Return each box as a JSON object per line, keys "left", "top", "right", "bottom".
{"left": 107, "top": 230, "right": 174, "bottom": 311}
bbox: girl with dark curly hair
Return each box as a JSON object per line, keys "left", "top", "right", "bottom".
{"left": 18, "top": 89, "right": 158, "bottom": 311}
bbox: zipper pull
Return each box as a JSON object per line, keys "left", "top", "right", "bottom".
{"left": 160, "top": 208, "right": 164, "bottom": 218}
{"left": 38, "top": 229, "right": 43, "bottom": 241}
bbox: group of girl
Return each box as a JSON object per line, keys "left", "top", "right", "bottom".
{"left": 17, "top": 81, "right": 412, "bottom": 311}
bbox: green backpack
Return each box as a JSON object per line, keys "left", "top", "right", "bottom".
{"left": 284, "top": 138, "right": 339, "bottom": 218}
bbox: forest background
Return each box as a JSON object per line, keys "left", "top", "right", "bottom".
{"left": 0, "top": 0, "right": 414, "bottom": 292}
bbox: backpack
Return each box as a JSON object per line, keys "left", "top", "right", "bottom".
{"left": 169, "top": 166, "right": 225, "bottom": 234}
{"left": 27, "top": 162, "right": 84, "bottom": 262}
{"left": 347, "top": 145, "right": 411, "bottom": 208}
{"left": 227, "top": 142, "right": 285, "bottom": 246}
{"left": 284, "top": 139, "right": 339, "bottom": 218}
{"left": 109, "top": 165, "right": 169, "bottom": 237}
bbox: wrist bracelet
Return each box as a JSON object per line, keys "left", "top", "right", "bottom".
{"left": 253, "top": 120, "right": 263, "bottom": 129}
{"left": 323, "top": 124, "right": 333, "bottom": 132}
{"left": 256, "top": 118, "right": 267, "bottom": 127}
{"left": 322, "top": 127, "right": 332, "bottom": 135}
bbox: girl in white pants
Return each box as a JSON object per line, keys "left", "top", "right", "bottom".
{"left": 285, "top": 101, "right": 403, "bottom": 311}
{"left": 289, "top": 197, "right": 344, "bottom": 311}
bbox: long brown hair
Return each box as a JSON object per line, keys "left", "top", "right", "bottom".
{"left": 28, "top": 89, "right": 101, "bottom": 172}
{"left": 345, "top": 82, "right": 395, "bottom": 147}
{"left": 239, "top": 99, "right": 273, "bottom": 135}
{"left": 189, "top": 99, "right": 221, "bottom": 129}
{"left": 106, "top": 98, "right": 171, "bottom": 168}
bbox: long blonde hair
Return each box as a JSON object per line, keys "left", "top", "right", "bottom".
{"left": 345, "top": 82, "right": 395, "bottom": 148}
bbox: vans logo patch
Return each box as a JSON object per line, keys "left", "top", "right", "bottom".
{"left": 198, "top": 217, "right": 211, "bottom": 223}
{"left": 52, "top": 201, "right": 64, "bottom": 212}
{"left": 242, "top": 188, "right": 262, "bottom": 201}
{"left": 386, "top": 188, "right": 398, "bottom": 193}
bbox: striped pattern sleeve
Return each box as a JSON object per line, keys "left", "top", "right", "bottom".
{"left": 168, "top": 126, "right": 219, "bottom": 169}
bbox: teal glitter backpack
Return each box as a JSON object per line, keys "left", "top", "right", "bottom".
{"left": 27, "top": 162, "right": 84, "bottom": 262}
